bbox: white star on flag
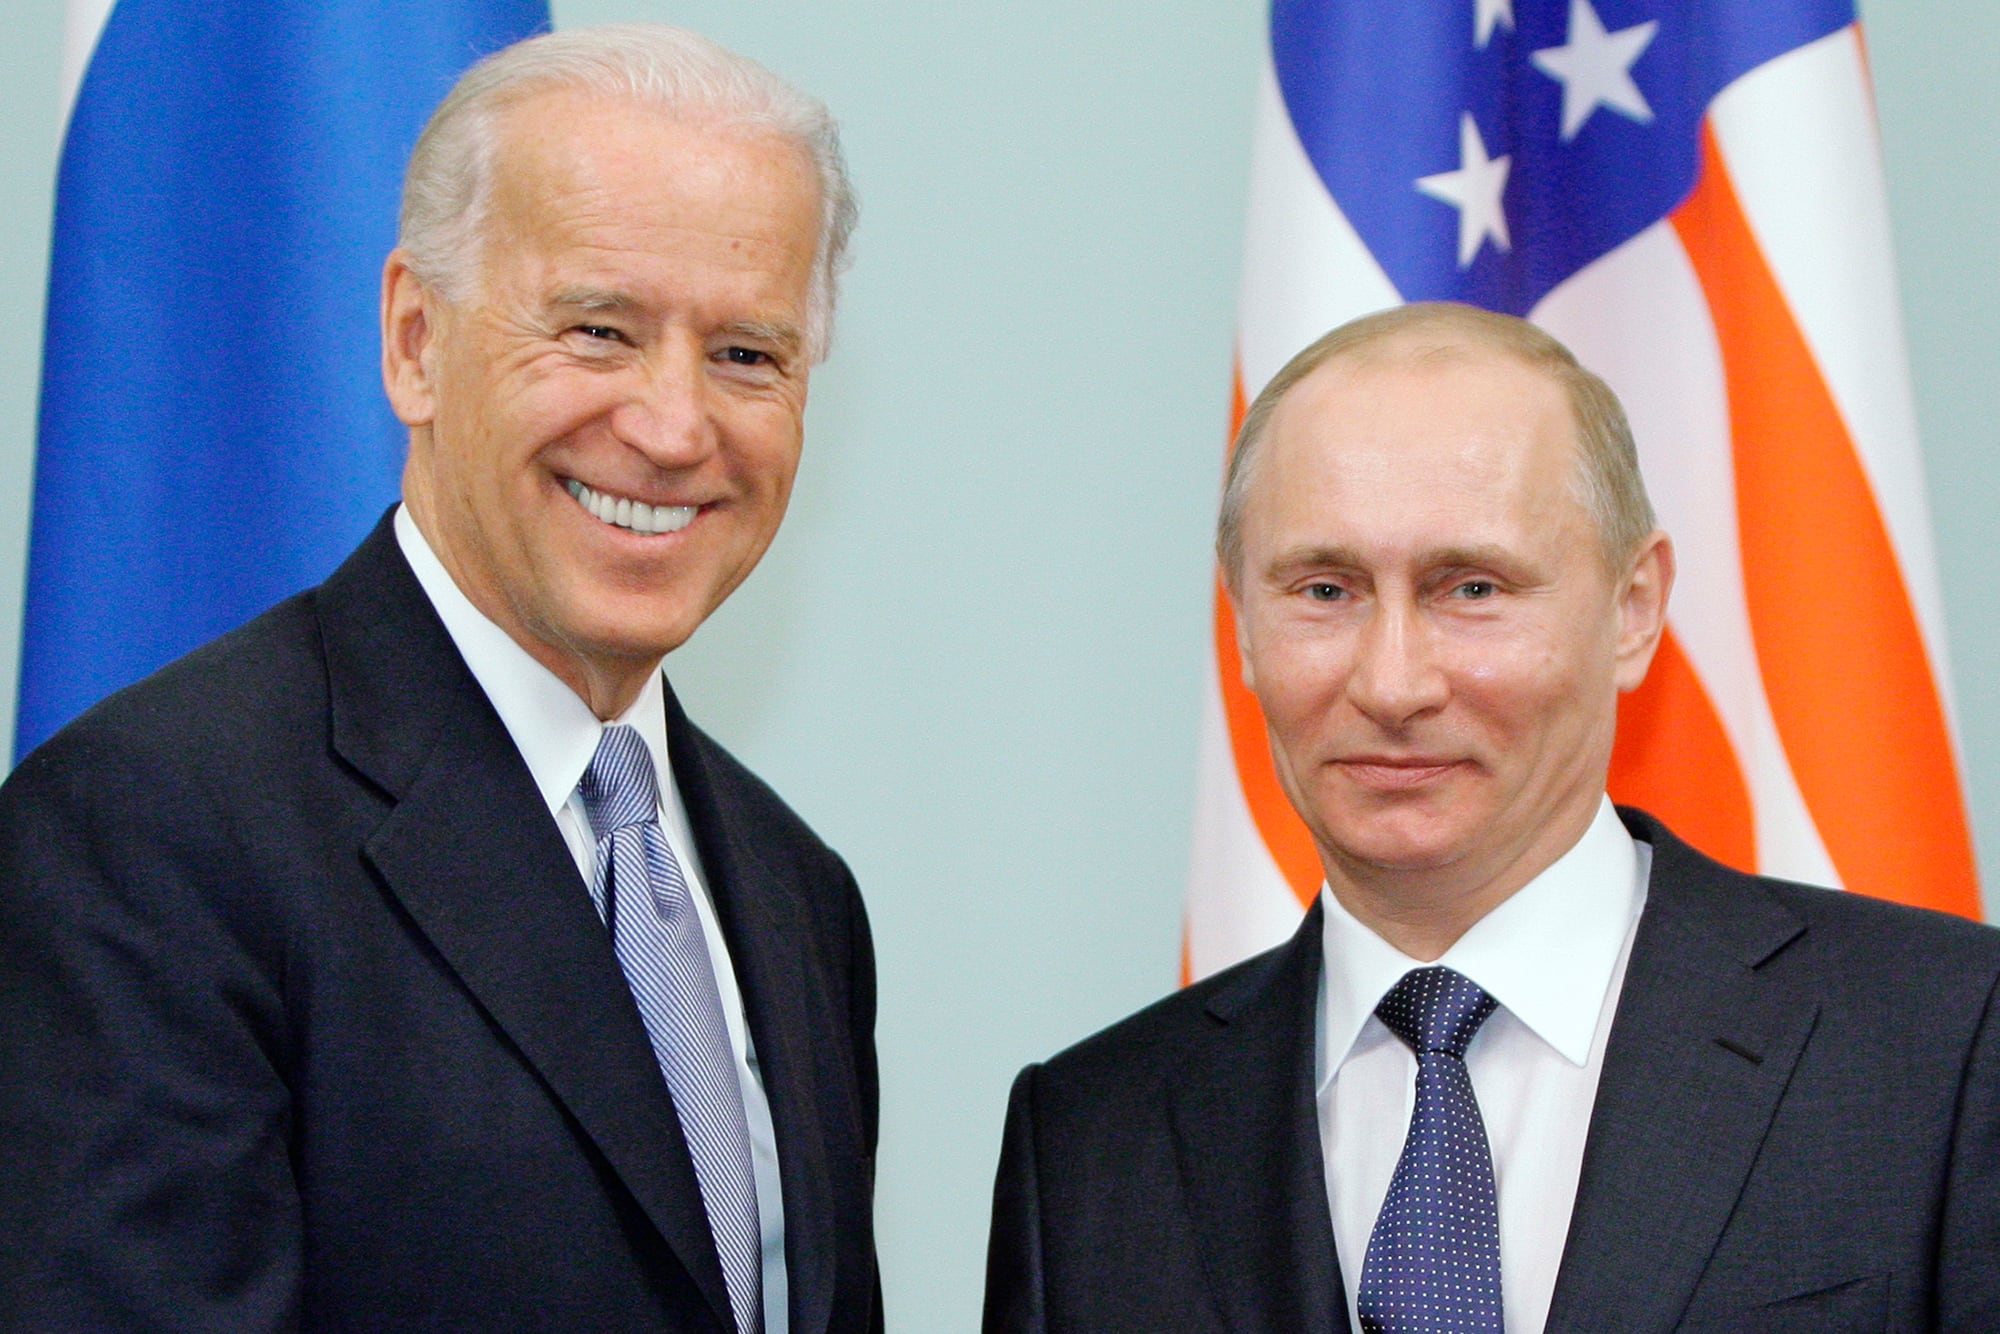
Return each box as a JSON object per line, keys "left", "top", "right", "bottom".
{"left": 1475, "top": 0, "right": 1515, "bottom": 48}
{"left": 1531, "top": 0, "right": 1659, "bottom": 140}
{"left": 1415, "top": 112, "right": 1512, "bottom": 268}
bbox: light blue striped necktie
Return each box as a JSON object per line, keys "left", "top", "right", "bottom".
{"left": 580, "top": 724, "right": 762, "bottom": 1334}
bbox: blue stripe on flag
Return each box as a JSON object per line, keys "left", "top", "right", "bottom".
{"left": 1271, "top": 0, "right": 1853, "bottom": 312}
{"left": 17, "top": 0, "right": 548, "bottom": 760}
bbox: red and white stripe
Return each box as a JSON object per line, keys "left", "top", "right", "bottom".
{"left": 1186, "top": 25, "right": 1982, "bottom": 982}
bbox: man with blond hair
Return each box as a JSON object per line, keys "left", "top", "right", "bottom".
{"left": 986, "top": 303, "right": 2000, "bottom": 1333}
{"left": 0, "top": 26, "right": 878, "bottom": 1333}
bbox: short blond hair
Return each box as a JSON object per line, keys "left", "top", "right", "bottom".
{"left": 1217, "top": 302, "right": 1654, "bottom": 589}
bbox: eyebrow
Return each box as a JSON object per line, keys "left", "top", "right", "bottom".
{"left": 1261, "top": 541, "right": 1523, "bottom": 580}
{"left": 720, "top": 319, "right": 805, "bottom": 354}
{"left": 547, "top": 286, "right": 640, "bottom": 314}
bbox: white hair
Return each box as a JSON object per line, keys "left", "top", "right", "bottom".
{"left": 398, "top": 24, "right": 857, "bottom": 360}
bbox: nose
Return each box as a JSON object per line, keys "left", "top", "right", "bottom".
{"left": 607, "top": 339, "right": 717, "bottom": 470}
{"left": 1345, "top": 597, "right": 1448, "bottom": 728}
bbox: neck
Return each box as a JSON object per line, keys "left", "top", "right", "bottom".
{"left": 558, "top": 654, "right": 657, "bottom": 722}
{"left": 1324, "top": 872, "right": 1515, "bottom": 962}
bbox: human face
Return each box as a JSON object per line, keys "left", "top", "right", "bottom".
{"left": 384, "top": 91, "right": 821, "bottom": 716}
{"left": 1232, "top": 345, "right": 1669, "bottom": 922}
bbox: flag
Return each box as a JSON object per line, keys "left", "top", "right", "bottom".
{"left": 15, "top": 0, "right": 550, "bottom": 761}
{"left": 1186, "top": 0, "right": 1983, "bottom": 979}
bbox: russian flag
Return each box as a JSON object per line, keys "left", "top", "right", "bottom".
{"left": 1187, "top": 0, "right": 1984, "bottom": 979}
{"left": 15, "top": 0, "right": 549, "bottom": 761}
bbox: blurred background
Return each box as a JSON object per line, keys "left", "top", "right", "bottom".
{"left": 0, "top": 2, "right": 1993, "bottom": 1325}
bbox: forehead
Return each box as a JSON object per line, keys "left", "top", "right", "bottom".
{"left": 1250, "top": 343, "right": 1588, "bottom": 552}
{"left": 480, "top": 88, "right": 821, "bottom": 268}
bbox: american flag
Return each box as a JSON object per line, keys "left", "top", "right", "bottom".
{"left": 1187, "top": 0, "right": 1982, "bottom": 980}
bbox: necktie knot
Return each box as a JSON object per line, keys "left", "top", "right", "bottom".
{"left": 1376, "top": 965, "right": 1497, "bottom": 1059}
{"left": 579, "top": 724, "right": 660, "bottom": 841}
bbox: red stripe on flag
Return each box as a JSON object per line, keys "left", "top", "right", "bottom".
{"left": 1672, "top": 123, "right": 1980, "bottom": 918}
{"left": 1610, "top": 626, "right": 1758, "bottom": 873}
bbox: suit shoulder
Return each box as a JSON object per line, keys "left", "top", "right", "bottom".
{"left": 7, "top": 589, "right": 329, "bottom": 795}
{"left": 1763, "top": 874, "right": 2000, "bottom": 981}
{"left": 1630, "top": 807, "right": 2000, "bottom": 987}
{"left": 1034, "top": 934, "right": 1301, "bottom": 1090}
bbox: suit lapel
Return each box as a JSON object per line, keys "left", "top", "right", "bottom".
{"left": 1169, "top": 903, "right": 1350, "bottom": 1334}
{"left": 667, "top": 692, "right": 839, "bottom": 1334}
{"left": 1545, "top": 812, "right": 1817, "bottom": 1333}
{"left": 318, "top": 520, "right": 737, "bottom": 1332}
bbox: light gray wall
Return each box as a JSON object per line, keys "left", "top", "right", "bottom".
{"left": 0, "top": 3, "right": 1991, "bottom": 1327}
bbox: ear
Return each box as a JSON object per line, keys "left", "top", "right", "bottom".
{"left": 381, "top": 249, "right": 441, "bottom": 428}
{"left": 1612, "top": 530, "right": 1675, "bottom": 693}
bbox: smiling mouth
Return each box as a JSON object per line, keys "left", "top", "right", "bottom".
{"left": 565, "top": 480, "right": 697, "bottom": 536}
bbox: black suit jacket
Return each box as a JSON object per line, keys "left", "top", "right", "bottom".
{"left": 985, "top": 810, "right": 2000, "bottom": 1332}
{"left": 0, "top": 515, "right": 881, "bottom": 1332}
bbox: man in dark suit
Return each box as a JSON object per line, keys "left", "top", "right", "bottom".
{"left": 985, "top": 303, "right": 2000, "bottom": 1332}
{"left": 0, "top": 25, "right": 878, "bottom": 1334}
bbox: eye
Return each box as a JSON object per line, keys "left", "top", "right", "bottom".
{"left": 1303, "top": 582, "right": 1344, "bottom": 602}
{"left": 1451, "top": 579, "right": 1498, "bottom": 600}
{"left": 719, "top": 346, "right": 773, "bottom": 367}
{"left": 572, "top": 324, "right": 627, "bottom": 344}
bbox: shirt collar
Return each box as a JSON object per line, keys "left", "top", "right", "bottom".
{"left": 393, "top": 505, "right": 672, "bottom": 814}
{"left": 1319, "top": 795, "right": 1643, "bottom": 1085}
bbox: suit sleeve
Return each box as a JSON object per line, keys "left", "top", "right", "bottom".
{"left": 0, "top": 738, "right": 302, "bottom": 1333}
{"left": 1940, "top": 970, "right": 2000, "bottom": 1331}
{"left": 983, "top": 1063, "right": 1050, "bottom": 1334}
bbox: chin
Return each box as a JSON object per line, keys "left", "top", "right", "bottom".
{"left": 1323, "top": 821, "right": 1480, "bottom": 877}
{"left": 582, "top": 621, "right": 699, "bottom": 665}
{"left": 561, "top": 584, "right": 711, "bottom": 652}
{"left": 1357, "top": 846, "right": 1469, "bottom": 876}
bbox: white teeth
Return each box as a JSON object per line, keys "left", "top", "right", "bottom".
{"left": 564, "top": 480, "right": 695, "bottom": 535}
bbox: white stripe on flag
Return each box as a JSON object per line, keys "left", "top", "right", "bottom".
{"left": 61, "top": 0, "right": 116, "bottom": 127}
{"left": 1710, "top": 28, "right": 1959, "bottom": 727}
{"left": 1236, "top": 62, "right": 1399, "bottom": 401}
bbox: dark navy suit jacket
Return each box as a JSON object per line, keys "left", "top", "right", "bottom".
{"left": 0, "top": 514, "right": 881, "bottom": 1332}
{"left": 985, "top": 810, "right": 2000, "bottom": 1333}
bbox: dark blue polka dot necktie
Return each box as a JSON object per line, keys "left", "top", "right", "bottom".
{"left": 1357, "top": 966, "right": 1503, "bottom": 1334}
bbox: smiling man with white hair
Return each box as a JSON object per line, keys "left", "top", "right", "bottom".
{"left": 0, "top": 25, "right": 879, "bottom": 1333}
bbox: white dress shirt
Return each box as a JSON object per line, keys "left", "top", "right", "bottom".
{"left": 1317, "top": 796, "right": 1650, "bottom": 1334}
{"left": 395, "top": 506, "right": 790, "bottom": 1333}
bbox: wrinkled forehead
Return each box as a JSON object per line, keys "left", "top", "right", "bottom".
{"left": 478, "top": 88, "right": 818, "bottom": 239}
